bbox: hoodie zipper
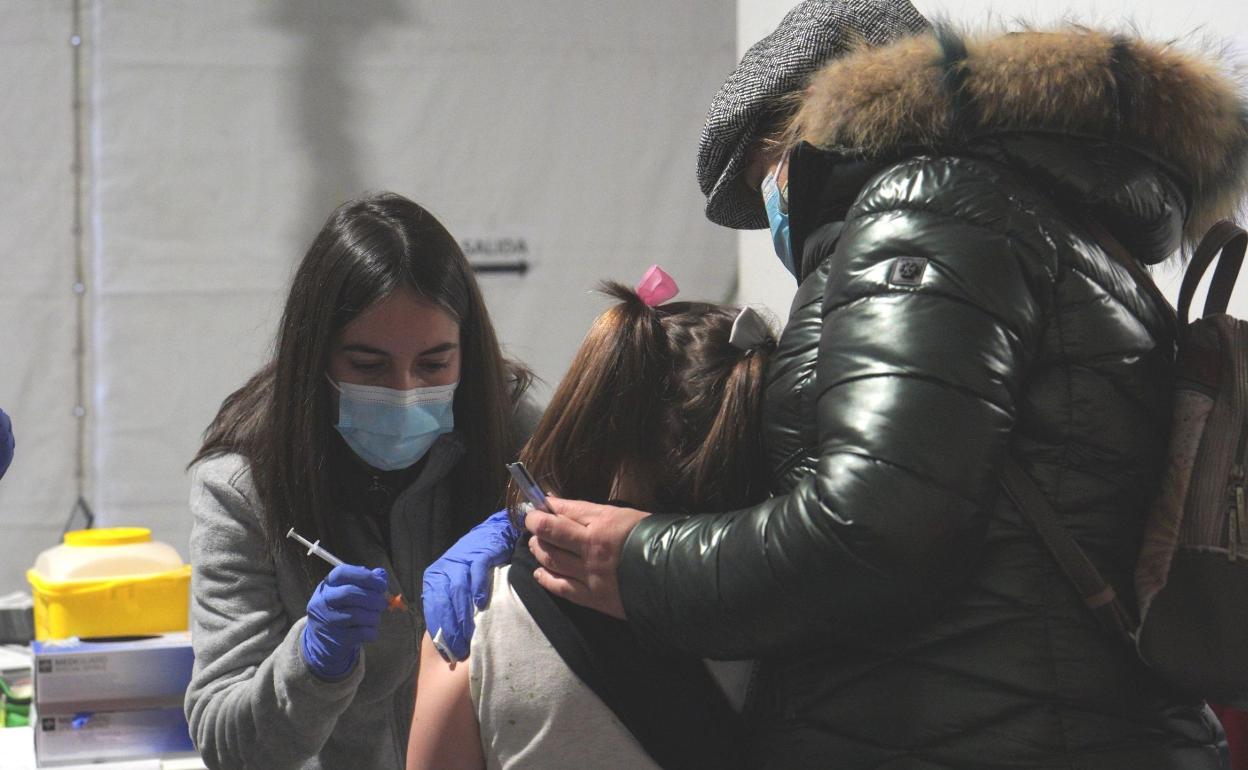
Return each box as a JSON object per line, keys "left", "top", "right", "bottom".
{"left": 1224, "top": 320, "right": 1248, "bottom": 560}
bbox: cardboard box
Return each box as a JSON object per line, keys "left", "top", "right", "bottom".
{"left": 31, "top": 634, "right": 196, "bottom": 766}
{"left": 35, "top": 707, "right": 194, "bottom": 766}
{"left": 33, "top": 633, "right": 193, "bottom": 712}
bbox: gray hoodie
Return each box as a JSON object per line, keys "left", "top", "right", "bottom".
{"left": 184, "top": 399, "right": 540, "bottom": 770}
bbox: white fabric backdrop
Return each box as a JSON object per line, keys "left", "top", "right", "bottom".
{"left": 0, "top": 0, "right": 736, "bottom": 589}
{"left": 0, "top": 3, "right": 79, "bottom": 591}
{"left": 5, "top": 0, "right": 1245, "bottom": 593}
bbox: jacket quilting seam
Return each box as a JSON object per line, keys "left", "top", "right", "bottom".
{"left": 1063, "top": 362, "right": 1164, "bottom": 431}
{"left": 816, "top": 370, "right": 1013, "bottom": 417}
{"left": 1064, "top": 263, "right": 1172, "bottom": 345}
{"left": 775, "top": 445, "right": 817, "bottom": 478}
{"left": 846, "top": 200, "right": 1050, "bottom": 270}
{"left": 822, "top": 287, "right": 1032, "bottom": 348}
{"left": 816, "top": 448, "right": 983, "bottom": 511}
{"left": 839, "top": 201, "right": 1058, "bottom": 313}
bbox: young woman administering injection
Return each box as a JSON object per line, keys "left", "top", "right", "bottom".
{"left": 184, "top": 193, "right": 539, "bottom": 770}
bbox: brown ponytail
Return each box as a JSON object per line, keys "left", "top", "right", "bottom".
{"left": 509, "top": 282, "right": 670, "bottom": 509}
{"left": 510, "top": 283, "right": 776, "bottom": 516}
{"left": 661, "top": 308, "right": 775, "bottom": 512}
{"left": 682, "top": 343, "right": 773, "bottom": 510}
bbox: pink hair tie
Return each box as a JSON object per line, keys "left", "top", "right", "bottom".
{"left": 635, "top": 265, "right": 679, "bottom": 306}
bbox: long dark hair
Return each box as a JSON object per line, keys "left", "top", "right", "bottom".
{"left": 194, "top": 192, "right": 530, "bottom": 575}
{"left": 508, "top": 282, "right": 774, "bottom": 514}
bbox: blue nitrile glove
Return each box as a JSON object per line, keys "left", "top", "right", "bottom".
{"left": 0, "top": 408, "right": 13, "bottom": 481}
{"left": 301, "top": 564, "right": 389, "bottom": 680}
{"left": 422, "top": 508, "right": 518, "bottom": 662}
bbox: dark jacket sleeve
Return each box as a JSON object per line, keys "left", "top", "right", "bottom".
{"left": 618, "top": 157, "right": 1055, "bottom": 658}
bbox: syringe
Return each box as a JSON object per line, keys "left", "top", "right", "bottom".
{"left": 286, "top": 528, "right": 410, "bottom": 613}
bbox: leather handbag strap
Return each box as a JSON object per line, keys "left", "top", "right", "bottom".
{"left": 1177, "top": 221, "right": 1248, "bottom": 326}
{"left": 1080, "top": 217, "right": 1177, "bottom": 339}
{"left": 1001, "top": 461, "right": 1136, "bottom": 643}
{"left": 1086, "top": 216, "right": 1169, "bottom": 293}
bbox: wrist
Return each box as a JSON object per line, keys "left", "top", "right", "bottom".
{"left": 504, "top": 517, "right": 522, "bottom": 548}
{"left": 314, "top": 649, "right": 359, "bottom": 681}
{"left": 300, "top": 626, "right": 359, "bottom": 681}
{"left": 487, "top": 507, "right": 521, "bottom": 548}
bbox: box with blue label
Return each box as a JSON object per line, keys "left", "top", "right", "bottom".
{"left": 33, "top": 633, "right": 193, "bottom": 711}
{"left": 34, "top": 707, "right": 195, "bottom": 766}
{"left": 32, "top": 634, "right": 196, "bottom": 766}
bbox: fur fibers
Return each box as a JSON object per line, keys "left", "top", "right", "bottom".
{"left": 785, "top": 26, "right": 1248, "bottom": 240}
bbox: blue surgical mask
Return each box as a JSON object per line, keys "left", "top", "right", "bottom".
{"left": 328, "top": 377, "right": 457, "bottom": 472}
{"left": 762, "top": 160, "right": 797, "bottom": 278}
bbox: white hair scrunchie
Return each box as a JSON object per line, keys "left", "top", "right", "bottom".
{"left": 729, "top": 307, "right": 772, "bottom": 351}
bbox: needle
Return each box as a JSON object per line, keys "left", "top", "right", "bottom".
{"left": 286, "top": 528, "right": 410, "bottom": 613}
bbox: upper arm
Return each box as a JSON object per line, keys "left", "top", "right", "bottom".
{"left": 185, "top": 458, "right": 361, "bottom": 766}
{"left": 617, "top": 156, "right": 1055, "bottom": 656}
{"left": 407, "top": 635, "right": 483, "bottom": 770}
{"left": 187, "top": 461, "right": 292, "bottom": 687}
{"left": 801, "top": 157, "right": 1050, "bottom": 595}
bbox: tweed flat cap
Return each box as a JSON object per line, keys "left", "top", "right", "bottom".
{"left": 698, "top": 0, "right": 930, "bottom": 229}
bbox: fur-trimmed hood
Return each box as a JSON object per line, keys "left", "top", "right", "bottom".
{"left": 784, "top": 26, "right": 1248, "bottom": 240}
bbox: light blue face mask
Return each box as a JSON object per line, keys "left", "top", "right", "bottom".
{"left": 762, "top": 159, "right": 797, "bottom": 279}
{"left": 328, "top": 377, "right": 457, "bottom": 472}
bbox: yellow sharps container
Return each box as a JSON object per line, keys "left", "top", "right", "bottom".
{"left": 26, "top": 527, "right": 192, "bottom": 640}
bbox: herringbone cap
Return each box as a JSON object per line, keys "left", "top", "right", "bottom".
{"left": 698, "top": 0, "right": 930, "bottom": 229}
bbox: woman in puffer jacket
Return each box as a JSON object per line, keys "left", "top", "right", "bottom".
{"left": 518, "top": 18, "right": 1248, "bottom": 770}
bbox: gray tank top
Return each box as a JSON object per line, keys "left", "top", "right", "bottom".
{"left": 468, "top": 565, "right": 751, "bottom": 769}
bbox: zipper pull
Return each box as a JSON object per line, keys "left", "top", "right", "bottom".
{"left": 1235, "top": 484, "right": 1247, "bottom": 561}
{"left": 365, "top": 474, "right": 392, "bottom": 514}
{"left": 1229, "top": 465, "right": 1245, "bottom": 562}
{"left": 1230, "top": 497, "right": 1239, "bottom": 563}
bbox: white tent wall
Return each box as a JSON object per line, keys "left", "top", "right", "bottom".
{"left": 0, "top": 4, "right": 79, "bottom": 592}
{"left": 737, "top": 0, "right": 1248, "bottom": 324}
{"left": 0, "top": 1, "right": 736, "bottom": 590}
{"left": 5, "top": 0, "right": 1245, "bottom": 594}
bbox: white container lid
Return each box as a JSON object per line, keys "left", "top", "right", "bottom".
{"left": 31, "top": 528, "right": 185, "bottom": 582}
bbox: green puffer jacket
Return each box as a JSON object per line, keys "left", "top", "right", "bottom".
{"left": 619, "top": 28, "right": 1248, "bottom": 768}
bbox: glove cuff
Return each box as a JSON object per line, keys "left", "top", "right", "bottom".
{"left": 483, "top": 507, "right": 521, "bottom": 551}
{"left": 300, "top": 625, "right": 360, "bottom": 681}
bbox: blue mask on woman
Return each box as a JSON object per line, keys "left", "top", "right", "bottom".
{"left": 328, "top": 377, "right": 457, "bottom": 471}
{"left": 762, "top": 162, "right": 797, "bottom": 278}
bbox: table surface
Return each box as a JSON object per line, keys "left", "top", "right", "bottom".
{"left": 0, "top": 725, "right": 206, "bottom": 770}
{"left": 2, "top": 643, "right": 204, "bottom": 770}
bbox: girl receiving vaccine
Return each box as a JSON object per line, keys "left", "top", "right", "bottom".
{"left": 407, "top": 269, "right": 775, "bottom": 770}
{"left": 185, "top": 193, "right": 539, "bottom": 770}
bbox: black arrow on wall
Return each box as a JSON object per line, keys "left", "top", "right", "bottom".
{"left": 470, "top": 260, "right": 530, "bottom": 275}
